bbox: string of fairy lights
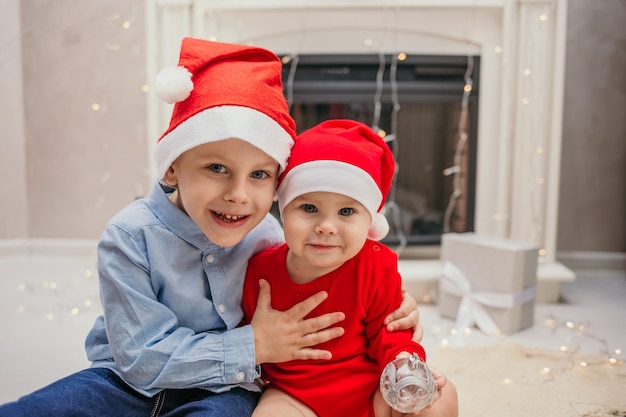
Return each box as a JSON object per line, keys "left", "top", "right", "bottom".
{"left": 14, "top": 264, "right": 623, "bottom": 374}
{"left": 442, "top": 55, "right": 474, "bottom": 234}
{"left": 15, "top": 267, "right": 99, "bottom": 323}
{"left": 426, "top": 312, "right": 624, "bottom": 376}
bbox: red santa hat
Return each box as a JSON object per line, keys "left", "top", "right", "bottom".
{"left": 153, "top": 37, "right": 296, "bottom": 182}
{"left": 276, "top": 119, "right": 395, "bottom": 241}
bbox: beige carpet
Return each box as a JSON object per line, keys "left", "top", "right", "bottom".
{"left": 431, "top": 342, "right": 626, "bottom": 417}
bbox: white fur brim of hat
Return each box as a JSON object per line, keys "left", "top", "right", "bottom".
{"left": 277, "top": 160, "right": 383, "bottom": 225}
{"left": 154, "top": 105, "right": 293, "bottom": 182}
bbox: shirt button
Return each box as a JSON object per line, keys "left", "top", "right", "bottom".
{"left": 206, "top": 254, "right": 215, "bottom": 264}
{"left": 217, "top": 304, "right": 226, "bottom": 313}
{"left": 236, "top": 372, "right": 245, "bottom": 381}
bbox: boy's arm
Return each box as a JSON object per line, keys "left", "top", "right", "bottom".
{"left": 96, "top": 225, "right": 257, "bottom": 393}
{"left": 385, "top": 286, "right": 423, "bottom": 342}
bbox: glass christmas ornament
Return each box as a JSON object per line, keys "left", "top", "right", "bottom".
{"left": 380, "top": 353, "right": 438, "bottom": 413}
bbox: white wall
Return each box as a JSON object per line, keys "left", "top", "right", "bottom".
{"left": 0, "top": 0, "right": 623, "bottom": 260}
{"left": 0, "top": 0, "right": 28, "bottom": 238}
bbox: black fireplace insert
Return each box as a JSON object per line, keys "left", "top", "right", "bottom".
{"left": 279, "top": 53, "right": 480, "bottom": 246}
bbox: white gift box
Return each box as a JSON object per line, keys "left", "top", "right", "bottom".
{"left": 438, "top": 233, "right": 539, "bottom": 335}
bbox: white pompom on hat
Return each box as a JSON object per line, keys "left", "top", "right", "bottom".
{"left": 276, "top": 119, "right": 396, "bottom": 241}
{"left": 153, "top": 38, "right": 296, "bottom": 183}
{"left": 155, "top": 66, "right": 193, "bottom": 104}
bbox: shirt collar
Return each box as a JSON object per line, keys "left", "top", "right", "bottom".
{"left": 146, "top": 181, "right": 229, "bottom": 252}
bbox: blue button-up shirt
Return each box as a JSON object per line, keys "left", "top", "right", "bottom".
{"left": 85, "top": 181, "right": 284, "bottom": 396}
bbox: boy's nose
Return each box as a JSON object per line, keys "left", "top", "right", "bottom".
{"left": 223, "top": 179, "right": 250, "bottom": 203}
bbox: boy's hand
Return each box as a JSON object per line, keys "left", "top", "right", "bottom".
{"left": 384, "top": 286, "right": 423, "bottom": 342}
{"left": 251, "top": 279, "right": 345, "bottom": 365}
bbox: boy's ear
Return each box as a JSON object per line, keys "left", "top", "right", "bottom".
{"left": 164, "top": 165, "right": 178, "bottom": 187}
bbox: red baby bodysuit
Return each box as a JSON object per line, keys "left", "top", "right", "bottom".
{"left": 242, "top": 239, "right": 426, "bottom": 417}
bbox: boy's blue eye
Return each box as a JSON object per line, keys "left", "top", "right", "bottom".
{"left": 251, "top": 170, "right": 269, "bottom": 180}
{"left": 302, "top": 204, "right": 317, "bottom": 213}
{"left": 339, "top": 207, "right": 354, "bottom": 216}
{"left": 208, "top": 164, "right": 226, "bottom": 173}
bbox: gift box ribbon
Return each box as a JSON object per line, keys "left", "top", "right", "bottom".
{"left": 440, "top": 261, "right": 536, "bottom": 336}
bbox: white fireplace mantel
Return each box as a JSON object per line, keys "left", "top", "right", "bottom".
{"left": 146, "top": 0, "right": 574, "bottom": 301}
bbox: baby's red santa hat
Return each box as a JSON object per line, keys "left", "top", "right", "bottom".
{"left": 153, "top": 37, "right": 296, "bottom": 182}
{"left": 276, "top": 119, "right": 396, "bottom": 241}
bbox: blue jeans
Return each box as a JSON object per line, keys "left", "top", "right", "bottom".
{"left": 0, "top": 368, "right": 260, "bottom": 417}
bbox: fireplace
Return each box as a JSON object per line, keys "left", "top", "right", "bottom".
{"left": 280, "top": 53, "right": 480, "bottom": 247}
{"left": 147, "top": 0, "right": 574, "bottom": 301}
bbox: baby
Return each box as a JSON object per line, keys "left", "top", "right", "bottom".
{"left": 243, "top": 119, "right": 457, "bottom": 417}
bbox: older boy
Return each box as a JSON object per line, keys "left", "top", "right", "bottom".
{"left": 0, "top": 39, "right": 419, "bottom": 416}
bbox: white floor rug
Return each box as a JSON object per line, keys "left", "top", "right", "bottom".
{"left": 431, "top": 342, "right": 626, "bottom": 417}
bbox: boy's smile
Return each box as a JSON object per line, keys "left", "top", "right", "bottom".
{"left": 165, "top": 138, "right": 279, "bottom": 247}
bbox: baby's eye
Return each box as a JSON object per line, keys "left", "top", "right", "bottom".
{"left": 250, "top": 170, "right": 269, "bottom": 180}
{"left": 208, "top": 164, "right": 227, "bottom": 173}
{"left": 302, "top": 204, "right": 317, "bottom": 213}
{"left": 339, "top": 207, "right": 354, "bottom": 216}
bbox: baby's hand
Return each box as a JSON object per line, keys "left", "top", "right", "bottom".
{"left": 407, "top": 367, "right": 446, "bottom": 416}
{"left": 429, "top": 367, "right": 447, "bottom": 403}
